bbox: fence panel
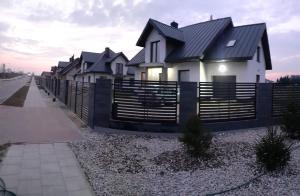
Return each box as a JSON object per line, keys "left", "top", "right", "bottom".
{"left": 198, "top": 82, "right": 256, "bottom": 122}
{"left": 112, "top": 79, "right": 178, "bottom": 123}
{"left": 272, "top": 84, "right": 300, "bottom": 117}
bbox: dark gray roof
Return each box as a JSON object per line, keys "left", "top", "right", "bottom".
{"left": 137, "top": 19, "right": 184, "bottom": 47}
{"left": 127, "top": 49, "right": 145, "bottom": 66}
{"left": 85, "top": 48, "right": 129, "bottom": 74}
{"left": 81, "top": 51, "right": 101, "bottom": 63}
{"left": 58, "top": 61, "right": 69, "bottom": 68}
{"left": 165, "top": 17, "right": 232, "bottom": 62}
{"left": 203, "top": 23, "right": 272, "bottom": 69}
{"left": 60, "top": 58, "right": 80, "bottom": 75}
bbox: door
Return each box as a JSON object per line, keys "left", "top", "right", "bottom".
{"left": 212, "top": 75, "right": 236, "bottom": 99}
{"left": 178, "top": 70, "right": 190, "bottom": 82}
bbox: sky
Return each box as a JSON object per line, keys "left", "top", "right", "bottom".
{"left": 0, "top": 0, "right": 299, "bottom": 80}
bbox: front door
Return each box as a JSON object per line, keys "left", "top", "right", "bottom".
{"left": 178, "top": 70, "right": 190, "bottom": 82}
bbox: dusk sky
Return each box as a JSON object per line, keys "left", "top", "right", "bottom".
{"left": 0, "top": 0, "right": 299, "bottom": 80}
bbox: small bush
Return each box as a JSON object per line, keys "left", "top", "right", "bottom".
{"left": 255, "top": 127, "right": 291, "bottom": 171}
{"left": 179, "top": 115, "right": 212, "bottom": 157}
{"left": 281, "top": 102, "right": 300, "bottom": 139}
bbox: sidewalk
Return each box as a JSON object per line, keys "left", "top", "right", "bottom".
{"left": 24, "top": 79, "right": 46, "bottom": 107}
{"left": 0, "top": 143, "right": 94, "bottom": 196}
{"left": 0, "top": 79, "right": 94, "bottom": 196}
{"left": 0, "top": 79, "right": 82, "bottom": 144}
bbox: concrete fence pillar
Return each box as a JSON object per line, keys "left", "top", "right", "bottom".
{"left": 179, "top": 82, "right": 198, "bottom": 129}
{"left": 256, "top": 83, "right": 273, "bottom": 126}
{"left": 93, "top": 79, "right": 112, "bottom": 128}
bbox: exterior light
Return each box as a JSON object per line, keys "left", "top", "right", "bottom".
{"left": 218, "top": 64, "right": 227, "bottom": 73}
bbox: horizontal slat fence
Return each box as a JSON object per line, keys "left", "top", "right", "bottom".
{"left": 112, "top": 79, "right": 178, "bottom": 123}
{"left": 272, "top": 84, "right": 300, "bottom": 117}
{"left": 198, "top": 82, "right": 256, "bottom": 122}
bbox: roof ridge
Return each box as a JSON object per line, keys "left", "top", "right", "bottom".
{"left": 234, "top": 22, "right": 266, "bottom": 28}
{"left": 179, "top": 17, "right": 232, "bottom": 29}
{"left": 149, "top": 18, "right": 183, "bottom": 32}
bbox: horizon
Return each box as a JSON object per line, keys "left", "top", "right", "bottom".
{"left": 0, "top": 0, "right": 299, "bottom": 80}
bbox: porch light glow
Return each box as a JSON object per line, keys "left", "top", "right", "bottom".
{"left": 218, "top": 64, "right": 227, "bottom": 73}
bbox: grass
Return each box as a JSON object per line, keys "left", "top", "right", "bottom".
{"left": 1, "top": 84, "right": 30, "bottom": 107}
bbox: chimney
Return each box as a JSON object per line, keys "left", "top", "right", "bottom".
{"left": 170, "top": 21, "right": 178, "bottom": 28}
{"left": 105, "top": 47, "right": 110, "bottom": 57}
{"left": 210, "top": 15, "right": 213, "bottom": 21}
{"left": 69, "top": 55, "right": 74, "bottom": 62}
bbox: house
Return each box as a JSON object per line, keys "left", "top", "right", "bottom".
{"left": 76, "top": 47, "right": 134, "bottom": 83}
{"left": 127, "top": 17, "right": 272, "bottom": 83}
{"left": 59, "top": 56, "right": 81, "bottom": 81}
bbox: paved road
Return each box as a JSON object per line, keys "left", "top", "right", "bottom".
{"left": 0, "top": 76, "right": 30, "bottom": 103}
{"left": 0, "top": 79, "right": 83, "bottom": 144}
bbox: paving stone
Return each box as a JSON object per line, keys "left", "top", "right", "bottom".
{"left": 64, "top": 177, "right": 89, "bottom": 192}
{"left": 61, "top": 166, "right": 83, "bottom": 178}
{"left": 6, "top": 148, "right": 23, "bottom": 157}
{"left": 2, "top": 156, "right": 22, "bottom": 165}
{"left": 69, "top": 189, "right": 94, "bottom": 196}
{"left": 0, "top": 175, "right": 19, "bottom": 189}
{"left": 42, "top": 185, "right": 68, "bottom": 196}
{"left": 0, "top": 165, "right": 21, "bottom": 175}
{"left": 23, "top": 152, "right": 40, "bottom": 160}
{"left": 58, "top": 157, "right": 77, "bottom": 167}
{"left": 41, "top": 162, "right": 61, "bottom": 174}
{"left": 41, "top": 173, "right": 64, "bottom": 186}
{"left": 54, "top": 143, "right": 69, "bottom": 151}
{"left": 17, "top": 179, "right": 42, "bottom": 195}
{"left": 21, "top": 159, "right": 40, "bottom": 169}
{"left": 40, "top": 154, "right": 58, "bottom": 163}
{"left": 19, "top": 168, "right": 41, "bottom": 180}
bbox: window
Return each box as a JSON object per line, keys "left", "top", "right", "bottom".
{"left": 226, "top": 40, "right": 236, "bottom": 47}
{"left": 257, "top": 46, "right": 261, "bottom": 62}
{"left": 256, "top": 75, "right": 260, "bottom": 83}
{"left": 88, "top": 76, "right": 91, "bottom": 83}
{"left": 150, "top": 41, "right": 160, "bottom": 62}
{"left": 178, "top": 70, "right": 190, "bottom": 82}
{"left": 116, "top": 63, "right": 123, "bottom": 75}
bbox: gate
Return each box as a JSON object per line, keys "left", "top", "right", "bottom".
{"left": 112, "top": 79, "right": 178, "bottom": 123}
{"left": 198, "top": 82, "right": 256, "bottom": 122}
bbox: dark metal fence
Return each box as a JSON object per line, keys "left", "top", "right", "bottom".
{"left": 112, "top": 79, "right": 178, "bottom": 123}
{"left": 198, "top": 82, "right": 257, "bottom": 122}
{"left": 67, "top": 81, "right": 90, "bottom": 123}
{"left": 272, "top": 83, "right": 300, "bottom": 117}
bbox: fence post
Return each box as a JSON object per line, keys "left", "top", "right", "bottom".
{"left": 93, "top": 79, "right": 112, "bottom": 128}
{"left": 256, "top": 83, "right": 273, "bottom": 126}
{"left": 88, "top": 83, "right": 95, "bottom": 128}
{"left": 179, "top": 82, "right": 198, "bottom": 129}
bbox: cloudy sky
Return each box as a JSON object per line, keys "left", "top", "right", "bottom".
{"left": 0, "top": 0, "right": 299, "bottom": 79}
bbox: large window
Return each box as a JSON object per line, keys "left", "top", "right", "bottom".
{"left": 150, "top": 41, "right": 160, "bottom": 62}
{"left": 257, "top": 46, "right": 261, "bottom": 62}
{"left": 116, "top": 63, "right": 123, "bottom": 75}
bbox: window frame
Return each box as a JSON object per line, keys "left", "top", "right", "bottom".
{"left": 257, "top": 46, "right": 261, "bottom": 62}
{"left": 150, "top": 41, "right": 160, "bottom": 63}
{"left": 116, "top": 63, "right": 123, "bottom": 75}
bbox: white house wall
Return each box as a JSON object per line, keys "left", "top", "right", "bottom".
{"left": 110, "top": 55, "right": 129, "bottom": 75}
{"left": 167, "top": 62, "right": 200, "bottom": 82}
{"left": 145, "top": 29, "right": 166, "bottom": 64}
{"left": 204, "top": 41, "right": 266, "bottom": 83}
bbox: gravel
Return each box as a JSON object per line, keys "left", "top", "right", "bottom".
{"left": 70, "top": 128, "right": 300, "bottom": 196}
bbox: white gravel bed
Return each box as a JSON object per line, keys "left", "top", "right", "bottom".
{"left": 70, "top": 128, "right": 300, "bottom": 196}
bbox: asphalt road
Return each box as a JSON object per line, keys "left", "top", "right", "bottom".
{"left": 0, "top": 76, "right": 30, "bottom": 104}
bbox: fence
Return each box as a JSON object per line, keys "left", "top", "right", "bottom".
{"left": 272, "top": 83, "right": 300, "bottom": 117}
{"left": 39, "top": 77, "right": 300, "bottom": 132}
{"left": 112, "top": 79, "right": 178, "bottom": 123}
{"left": 198, "top": 82, "right": 256, "bottom": 122}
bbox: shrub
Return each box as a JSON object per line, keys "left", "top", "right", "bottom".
{"left": 255, "top": 126, "right": 291, "bottom": 171}
{"left": 281, "top": 101, "right": 300, "bottom": 139}
{"left": 179, "top": 115, "right": 212, "bottom": 157}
